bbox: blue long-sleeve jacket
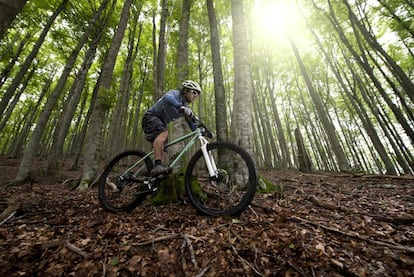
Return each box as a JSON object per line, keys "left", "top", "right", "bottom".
{"left": 146, "top": 90, "right": 196, "bottom": 130}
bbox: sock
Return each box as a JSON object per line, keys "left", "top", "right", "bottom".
{"left": 155, "top": 159, "right": 162, "bottom": 166}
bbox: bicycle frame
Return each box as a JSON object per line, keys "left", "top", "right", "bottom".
{"left": 128, "top": 127, "right": 218, "bottom": 178}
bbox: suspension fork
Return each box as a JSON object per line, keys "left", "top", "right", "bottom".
{"left": 199, "top": 136, "right": 217, "bottom": 177}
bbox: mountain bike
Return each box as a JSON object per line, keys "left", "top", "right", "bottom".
{"left": 97, "top": 114, "right": 257, "bottom": 216}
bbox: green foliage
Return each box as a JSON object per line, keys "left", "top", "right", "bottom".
{"left": 257, "top": 175, "right": 283, "bottom": 193}
{"left": 150, "top": 173, "right": 186, "bottom": 205}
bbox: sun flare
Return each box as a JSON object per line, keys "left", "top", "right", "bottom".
{"left": 251, "top": 0, "right": 305, "bottom": 43}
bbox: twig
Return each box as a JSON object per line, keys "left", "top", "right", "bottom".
{"left": 292, "top": 215, "right": 414, "bottom": 253}
{"left": 39, "top": 239, "right": 88, "bottom": 258}
{"left": 0, "top": 211, "right": 16, "bottom": 226}
{"left": 248, "top": 205, "right": 259, "bottom": 219}
{"left": 194, "top": 257, "right": 217, "bottom": 277}
{"left": 183, "top": 234, "right": 198, "bottom": 269}
{"left": 133, "top": 234, "right": 181, "bottom": 246}
{"left": 329, "top": 258, "right": 360, "bottom": 277}
{"left": 195, "top": 265, "right": 211, "bottom": 277}
{"left": 66, "top": 241, "right": 88, "bottom": 258}
{"left": 230, "top": 244, "right": 263, "bottom": 276}
{"left": 102, "top": 240, "right": 108, "bottom": 277}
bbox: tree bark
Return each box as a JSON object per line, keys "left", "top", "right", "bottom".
{"left": 288, "top": 35, "right": 351, "bottom": 172}
{"left": 79, "top": 0, "right": 133, "bottom": 189}
{"left": 0, "top": 0, "right": 27, "bottom": 40}
{"left": 153, "top": 0, "right": 169, "bottom": 100}
{"left": 0, "top": 0, "right": 68, "bottom": 119}
{"left": 207, "top": 0, "right": 228, "bottom": 142}
{"left": 230, "top": 0, "right": 253, "bottom": 156}
{"left": 47, "top": 0, "right": 110, "bottom": 171}
{"left": 295, "top": 128, "right": 312, "bottom": 173}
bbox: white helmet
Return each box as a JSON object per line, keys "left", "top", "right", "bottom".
{"left": 180, "top": 80, "right": 201, "bottom": 94}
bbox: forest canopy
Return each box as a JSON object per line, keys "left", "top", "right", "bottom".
{"left": 0, "top": 0, "right": 413, "bottom": 184}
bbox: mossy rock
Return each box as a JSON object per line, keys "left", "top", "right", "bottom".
{"left": 150, "top": 172, "right": 186, "bottom": 205}
{"left": 257, "top": 175, "right": 283, "bottom": 193}
{"left": 150, "top": 171, "right": 208, "bottom": 206}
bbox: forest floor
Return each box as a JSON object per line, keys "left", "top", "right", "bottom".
{"left": 0, "top": 156, "right": 413, "bottom": 276}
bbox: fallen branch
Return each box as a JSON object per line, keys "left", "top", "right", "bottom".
{"left": 39, "top": 239, "right": 88, "bottom": 258}
{"left": 134, "top": 234, "right": 181, "bottom": 246}
{"left": 0, "top": 210, "right": 16, "bottom": 226}
{"left": 307, "top": 196, "right": 414, "bottom": 225}
{"left": 133, "top": 233, "right": 202, "bottom": 247}
{"left": 329, "top": 259, "right": 360, "bottom": 277}
{"left": 230, "top": 244, "right": 263, "bottom": 276}
{"left": 292, "top": 215, "right": 414, "bottom": 254}
{"left": 0, "top": 200, "right": 20, "bottom": 224}
{"left": 183, "top": 234, "right": 198, "bottom": 269}
{"left": 66, "top": 241, "right": 88, "bottom": 258}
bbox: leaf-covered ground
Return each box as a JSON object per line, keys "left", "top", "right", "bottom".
{"left": 1, "top": 157, "right": 413, "bottom": 276}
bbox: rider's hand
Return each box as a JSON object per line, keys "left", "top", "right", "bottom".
{"left": 179, "top": 106, "right": 193, "bottom": 117}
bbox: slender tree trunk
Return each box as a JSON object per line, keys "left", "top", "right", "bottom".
{"left": 79, "top": 0, "right": 133, "bottom": 189}
{"left": 153, "top": 0, "right": 169, "bottom": 100}
{"left": 288, "top": 35, "right": 351, "bottom": 172}
{"left": 14, "top": 0, "right": 73, "bottom": 183}
{"left": 342, "top": 0, "right": 414, "bottom": 102}
{"left": 47, "top": 0, "right": 110, "bottom": 171}
{"left": 0, "top": 0, "right": 27, "bottom": 39}
{"left": 107, "top": 19, "right": 140, "bottom": 157}
{"left": 167, "top": 0, "right": 191, "bottom": 172}
{"left": 6, "top": 74, "right": 51, "bottom": 158}
{"left": 0, "top": 62, "right": 38, "bottom": 134}
{"left": 295, "top": 128, "right": 312, "bottom": 173}
{"left": 0, "top": 0, "right": 68, "bottom": 119}
{"left": 207, "top": 0, "right": 228, "bottom": 142}
{"left": 0, "top": 33, "right": 30, "bottom": 89}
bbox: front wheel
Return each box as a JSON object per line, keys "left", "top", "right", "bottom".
{"left": 98, "top": 150, "right": 153, "bottom": 212}
{"left": 185, "top": 142, "right": 257, "bottom": 216}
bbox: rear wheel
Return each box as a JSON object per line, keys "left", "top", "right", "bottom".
{"left": 185, "top": 142, "right": 257, "bottom": 216}
{"left": 98, "top": 150, "right": 153, "bottom": 212}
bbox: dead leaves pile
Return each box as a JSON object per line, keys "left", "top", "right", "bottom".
{"left": 0, "top": 170, "right": 413, "bottom": 276}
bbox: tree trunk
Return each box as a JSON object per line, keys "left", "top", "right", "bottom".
{"left": 79, "top": 0, "right": 133, "bottom": 189}
{"left": 153, "top": 0, "right": 169, "bottom": 100}
{"left": 342, "top": 0, "right": 414, "bottom": 103}
{"left": 14, "top": 0, "right": 71, "bottom": 183}
{"left": 108, "top": 13, "right": 141, "bottom": 157}
{"left": 295, "top": 128, "right": 312, "bottom": 173}
{"left": 0, "top": 0, "right": 27, "bottom": 39}
{"left": 169, "top": 0, "right": 191, "bottom": 173}
{"left": 0, "top": 33, "right": 30, "bottom": 89}
{"left": 0, "top": 0, "right": 68, "bottom": 119}
{"left": 207, "top": 0, "right": 228, "bottom": 142}
{"left": 230, "top": 0, "right": 253, "bottom": 155}
{"left": 47, "top": 0, "right": 110, "bottom": 171}
{"left": 288, "top": 35, "right": 351, "bottom": 172}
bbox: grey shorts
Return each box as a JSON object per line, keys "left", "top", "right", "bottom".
{"left": 142, "top": 113, "right": 167, "bottom": 143}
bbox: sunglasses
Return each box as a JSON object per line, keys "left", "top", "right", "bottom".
{"left": 190, "top": 89, "right": 200, "bottom": 96}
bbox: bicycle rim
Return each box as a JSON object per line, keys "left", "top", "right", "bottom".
{"left": 185, "top": 142, "right": 257, "bottom": 216}
{"left": 98, "top": 150, "right": 153, "bottom": 212}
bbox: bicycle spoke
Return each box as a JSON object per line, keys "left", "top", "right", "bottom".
{"left": 98, "top": 151, "right": 153, "bottom": 212}
{"left": 185, "top": 142, "right": 256, "bottom": 216}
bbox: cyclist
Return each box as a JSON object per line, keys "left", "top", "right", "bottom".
{"left": 142, "top": 80, "right": 202, "bottom": 176}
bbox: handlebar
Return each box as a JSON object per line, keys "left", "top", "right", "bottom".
{"left": 190, "top": 114, "right": 214, "bottom": 139}
{"left": 179, "top": 107, "right": 214, "bottom": 139}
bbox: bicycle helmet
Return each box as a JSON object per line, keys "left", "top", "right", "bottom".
{"left": 180, "top": 80, "right": 202, "bottom": 95}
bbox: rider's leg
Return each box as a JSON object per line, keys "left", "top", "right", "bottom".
{"left": 151, "top": 131, "right": 172, "bottom": 176}
{"left": 153, "top": 130, "right": 168, "bottom": 163}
